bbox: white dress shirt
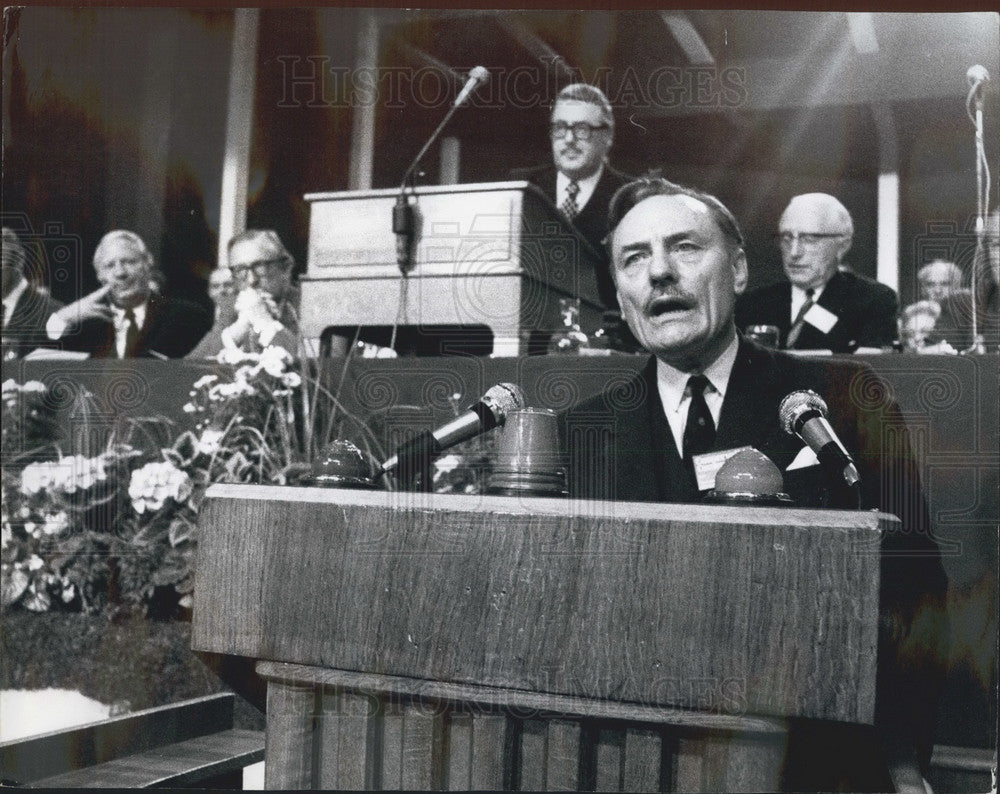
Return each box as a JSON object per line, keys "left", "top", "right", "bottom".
{"left": 655, "top": 334, "right": 739, "bottom": 457}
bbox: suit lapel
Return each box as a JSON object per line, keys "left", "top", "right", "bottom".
{"left": 716, "top": 340, "right": 779, "bottom": 453}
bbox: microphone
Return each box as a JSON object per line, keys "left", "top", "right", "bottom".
{"left": 453, "top": 66, "right": 490, "bottom": 108}
{"left": 393, "top": 66, "right": 491, "bottom": 274}
{"left": 778, "top": 390, "right": 861, "bottom": 489}
{"left": 381, "top": 382, "right": 525, "bottom": 475}
{"left": 967, "top": 64, "right": 990, "bottom": 88}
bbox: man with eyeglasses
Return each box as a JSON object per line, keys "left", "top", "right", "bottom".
{"left": 46, "top": 229, "right": 211, "bottom": 358}
{"left": 511, "top": 83, "right": 632, "bottom": 311}
{"left": 191, "top": 229, "right": 299, "bottom": 357}
{"left": 735, "top": 193, "right": 898, "bottom": 352}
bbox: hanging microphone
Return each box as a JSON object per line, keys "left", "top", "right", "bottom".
{"left": 453, "top": 66, "right": 490, "bottom": 108}
{"left": 380, "top": 382, "right": 525, "bottom": 475}
{"left": 779, "top": 390, "right": 861, "bottom": 488}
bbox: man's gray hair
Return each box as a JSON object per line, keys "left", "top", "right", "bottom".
{"left": 553, "top": 83, "right": 614, "bottom": 130}
{"left": 917, "top": 259, "right": 962, "bottom": 286}
{"left": 227, "top": 229, "right": 294, "bottom": 269}
{"left": 606, "top": 175, "right": 745, "bottom": 252}
{"left": 93, "top": 230, "right": 152, "bottom": 269}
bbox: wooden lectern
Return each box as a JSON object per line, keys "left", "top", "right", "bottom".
{"left": 301, "top": 182, "right": 605, "bottom": 355}
{"left": 191, "top": 485, "right": 887, "bottom": 791}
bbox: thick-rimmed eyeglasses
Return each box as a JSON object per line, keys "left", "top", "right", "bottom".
{"left": 775, "top": 232, "right": 844, "bottom": 247}
{"left": 230, "top": 259, "right": 287, "bottom": 279}
{"left": 550, "top": 122, "right": 610, "bottom": 141}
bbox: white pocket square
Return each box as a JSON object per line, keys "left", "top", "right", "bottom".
{"left": 786, "top": 446, "right": 819, "bottom": 471}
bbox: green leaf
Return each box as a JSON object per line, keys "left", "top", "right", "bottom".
{"left": 1, "top": 567, "right": 30, "bottom": 606}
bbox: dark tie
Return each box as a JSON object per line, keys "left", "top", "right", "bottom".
{"left": 561, "top": 180, "right": 580, "bottom": 221}
{"left": 785, "top": 288, "right": 815, "bottom": 349}
{"left": 682, "top": 374, "right": 716, "bottom": 461}
{"left": 123, "top": 308, "right": 140, "bottom": 357}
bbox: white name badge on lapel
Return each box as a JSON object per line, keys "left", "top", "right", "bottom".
{"left": 691, "top": 446, "right": 753, "bottom": 492}
{"left": 804, "top": 303, "right": 838, "bottom": 333}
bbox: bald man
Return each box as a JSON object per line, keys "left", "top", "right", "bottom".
{"left": 735, "top": 193, "right": 898, "bottom": 352}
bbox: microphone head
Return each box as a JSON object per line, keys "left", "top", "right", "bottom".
{"left": 967, "top": 64, "right": 990, "bottom": 86}
{"left": 469, "top": 65, "right": 490, "bottom": 85}
{"left": 778, "top": 389, "right": 828, "bottom": 435}
{"left": 480, "top": 382, "right": 525, "bottom": 427}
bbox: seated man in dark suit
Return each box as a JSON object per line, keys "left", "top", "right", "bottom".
{"left": 2, "top": 226, "right": 63, "bottom": 360}
{"left": 561, "top": 177, "right": 948, "bottom": 792}
{"left": 510, "top": 83, "right": 632, "bottom": 311}
{"left": 735, "top": 193, "right": 898, "bottom": 352}
{"left": 45, "top": 229, "right": 211, "bottom": 358}
{"left": 935, "top": 209, "right": 999, "bottom": 352}
{"left": 188, "top": 229, "right": 299, "bottom": 358}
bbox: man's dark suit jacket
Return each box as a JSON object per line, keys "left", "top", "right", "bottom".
{"left": 509, "top": 163, "right": 632, "bottom": 310}
{"left": 2, "top": 284, "right": 63, "bottom": 359}
{"left": 735, "top": 270, "right": 899, "bottom": 352}
{"left": 57, "top": 292, "right": 212, "bottom": 359}
{"left": 560, "top": 338, "right": 949, "bottom": 788}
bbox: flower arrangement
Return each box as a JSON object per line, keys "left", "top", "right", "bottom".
{"left": 1, "top": 347, "right": 380, "bottom": 617}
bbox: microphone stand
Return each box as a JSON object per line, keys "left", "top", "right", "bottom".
{"left": 964, "top": 74, "right": 990, "bottom": 354}
{"left": 393, "top": 100, "right": 466, "bottom": 275}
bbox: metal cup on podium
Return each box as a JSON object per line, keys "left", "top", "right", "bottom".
{"left": 486, "top": 407, "right": 567, "bottom": 497}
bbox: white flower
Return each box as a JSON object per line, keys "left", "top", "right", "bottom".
{"left": 259, "top": 346, "right": 292, "bottom": 377}
{"left": 27, "top": 554, "right": 44, "bottom": 572}
{"left": 434, "top": 454, "right": 462, "bottom": 475}
{"left": 129, "top": 460, "right": 193, "bottom": 514}
{"left": 60, "top": 582, "right": 76, "bottom": 603}
{"left": 20, "top": 455, "right": 107, "bottom": 495}
{"left": 281, "top": 371, "right": 301, "bottom": 388}
{"left": 2, "top": 379, "right": 17, "bottom": 395}
{"left": 22, "top": 381, "right": 46, "bottom": 393}
{"left": 183, "top": 402, "right": 196, "bottom": 413}
{"left": 196, "top": 429, "right": 225, "bottom": 455}
{"left": 42, "top": 511, "right": 69, "bottom": 535}
{"left": 192, "top": 374, "right": 219, "bottom": 390}
{"left": 216, "top": 348, "right": 259, "bottom": 366}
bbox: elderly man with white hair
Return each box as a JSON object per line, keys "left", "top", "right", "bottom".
{"left": 46, "top": 229, "right": 211, "bottom": 358}
{"left": 916, "top": 259, "right": 963, "bottom": 304}
{"left": 735, "top": 193, "right": 899, "bottom": 352}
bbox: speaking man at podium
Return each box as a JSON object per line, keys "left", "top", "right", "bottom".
{"left": 561, "top": 176, "right": 948, "bottom": 791}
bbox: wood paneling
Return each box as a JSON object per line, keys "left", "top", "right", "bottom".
{"left": 195, "top": 489, "right": 884, "bottom": 725}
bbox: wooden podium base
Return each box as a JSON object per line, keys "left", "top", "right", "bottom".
{"left": 258, "top": 660, "right": 787, "bottom": 791}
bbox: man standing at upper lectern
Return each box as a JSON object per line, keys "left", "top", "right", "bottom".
{"left": 512, "top": 83, "right": 631, "bottom": 310}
